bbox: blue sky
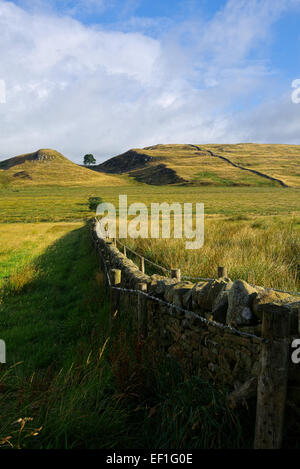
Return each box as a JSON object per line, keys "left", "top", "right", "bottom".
{"left": 1, "top": 0, "right": 300, "bottom": 162}
{"left": 13, "top": 0, "right": 228, "bottom": 25}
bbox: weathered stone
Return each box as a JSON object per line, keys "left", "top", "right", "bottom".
{"left": 183, "top": 281, "right": 206, "bottom": 310}
{"left": 212, "top": 280, "right": 233, "bottom": 323}
{"left": 149, "top": 277, "right": 177, "bottom": 297}
{"left": 253, "top": 289, "right": 299, "bottom": 328}
{"left": 226, "top": 280, "right": 261, "bottom": 326}
{"left": 188, "top": 278, "right": 231, "bottom": 314}
{"left": 164, "top": 282, "right": 193, "bottom": 307}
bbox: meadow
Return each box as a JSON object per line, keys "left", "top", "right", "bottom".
{"left": 1, "top": 183, "right": 299, "bottom": 290}
{"left": 0, "top": 184, "right": 299, "bottom": 221}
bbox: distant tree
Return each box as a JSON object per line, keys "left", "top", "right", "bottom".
{"left": 84, "top": 154, "right": 96, "bottom": 166}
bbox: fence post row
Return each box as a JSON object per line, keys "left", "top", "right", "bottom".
{"left": 254, "top": 303, "right": 290, "bottom": 449}
{"left": 109, "top": 269, "right": 121, "bottom": 330}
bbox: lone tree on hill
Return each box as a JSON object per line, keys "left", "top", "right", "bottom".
{"left": 84, "top": 154, "right": 96, "bottom": 166}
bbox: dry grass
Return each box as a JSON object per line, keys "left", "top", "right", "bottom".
{"left": 124, "top": 215, "right": 300, "bottom": 292}
{"left": 0, "top": 149, "right": 124, "bottom": 187}
{"left": 122, "top": 143, "right": 300, "bottom": 187}
{"left": 205, "top": 143, "right": 300, "bottom": 187}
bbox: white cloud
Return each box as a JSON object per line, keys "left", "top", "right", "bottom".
{"left": 0, "top": 0, "right": 300, "bottom": 163}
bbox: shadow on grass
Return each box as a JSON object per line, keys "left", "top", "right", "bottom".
{"left": 0, "top": 222, "right": 109, "bottom": 372}
{"left": 0, "top": 222, "right": 130, "bottom": 449}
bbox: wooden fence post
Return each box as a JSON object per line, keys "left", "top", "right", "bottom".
{"left": 140, "top": 256, "right": 145, "bottom": 273}
{"left": 109, "top": 269, "right": 121, "bottom": 330}
{"left": 123, "top": 245, "right": 127, "bottom": 257}
{"left": 218, "top": 266, "right": 228, "bottom": 278}
{"left": 171, "top": 268, "right": 181, "bottom": 281}
{"left": 137, "top": 282, "right": 148, "bottom": 337}
{"left": 254, "top": 303, "right": 290, "bottom": 449}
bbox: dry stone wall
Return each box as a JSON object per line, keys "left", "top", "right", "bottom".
{"left": 92, "top": 222, "right": 300, "bottom": 413}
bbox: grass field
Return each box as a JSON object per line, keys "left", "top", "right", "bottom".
{"left": 0, "top": 183, "right": 299, "bottom": 291}
{"left": 0, "top": 184, "right": 299, "bottom": 222}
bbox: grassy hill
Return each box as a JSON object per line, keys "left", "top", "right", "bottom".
{"left": 0, "top": 149, "right": 124, "bottom": 186}
{"left": 2, "top": 144, "right": 299, "bottom": 188}
{"left": 95, "top": 143, "right": 300, "bottom": 187}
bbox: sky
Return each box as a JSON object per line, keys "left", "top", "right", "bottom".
{"left": 0, "top": 0, "right": 300, "bottom": 163}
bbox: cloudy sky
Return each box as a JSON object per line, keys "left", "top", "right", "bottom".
{"left": 0, "top": 0, "right": 300, "bottom": 163}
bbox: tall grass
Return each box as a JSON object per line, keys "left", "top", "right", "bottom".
{"left": 124, "top": 216, "right": 300, "bottom": 291}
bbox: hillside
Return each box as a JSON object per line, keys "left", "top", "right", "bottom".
{"left": 95, "top": 143, "right": 300, "bottom": 187}
{"left": 0, "top": 149, "right": 124, "bottom": 186}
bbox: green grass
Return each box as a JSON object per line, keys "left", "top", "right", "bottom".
{"left": 0, "top": 184, "right": 299, "bottom": 222}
